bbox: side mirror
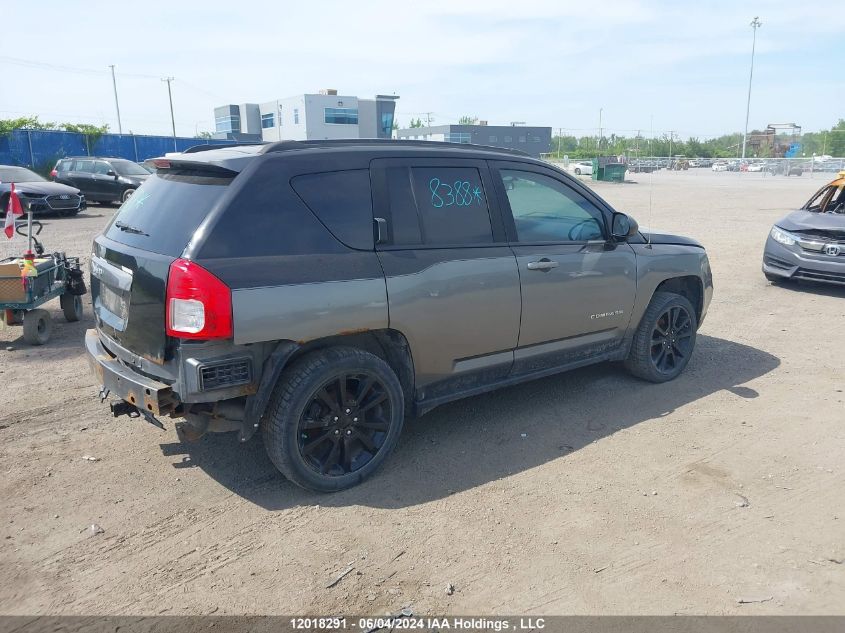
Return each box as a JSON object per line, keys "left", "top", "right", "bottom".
{"left": 106, "top": 169, "right": 116, "bottom": 177}
{"left": 611, "top": 212, "right": 639, "bottom": 239}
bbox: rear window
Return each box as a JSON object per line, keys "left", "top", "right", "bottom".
{"left": 103, "top": 172, "right": 231, "bottom": 257}
{"left": 111, "top": 159, "right": 150, "bottom": 176}
{"left": 291, "top": 170, "right": 374, "bottom": 250}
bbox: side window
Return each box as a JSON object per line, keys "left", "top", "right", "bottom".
{"left": 93, "top": 161, "right": 111, "bottom": 175}
{"left": 75, "top": 159, "right": 95, "bottom": 173}
{"left": 57, "top": 160, "right": 70, "bottom": 172}
{"left": 383, "top": 166, "right": 494, "bottom": 246}
{"left": 384, "top": 167, "right": 422, "bottom": 245}
{"left": 500, "top": 170, "right": 605, "bottom": 242}
{"left": 290, "top": 169, "right": 374, "bottom": 250}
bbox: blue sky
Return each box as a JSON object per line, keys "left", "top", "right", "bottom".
{"left": 2, "top": 0, "right": 843, "bottom": 139}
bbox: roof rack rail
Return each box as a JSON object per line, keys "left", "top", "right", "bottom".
{"left": 182, "top": 142, "right": 267, "bottom": 154}
{"left": 259, "top": 138, "right": 531, "bottom": 157}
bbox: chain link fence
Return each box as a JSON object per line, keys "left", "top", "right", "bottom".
{"left": 543, "top": 155, "right": 845, "bottom": 179}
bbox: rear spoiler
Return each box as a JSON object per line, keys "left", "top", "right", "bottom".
{"left": 146, "top": 157, "right": 239, "bottom": 178}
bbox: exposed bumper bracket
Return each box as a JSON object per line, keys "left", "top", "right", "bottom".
{"left": 86, "top": 329, "right": 178, "bottom": 416}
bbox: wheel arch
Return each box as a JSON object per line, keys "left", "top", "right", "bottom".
{"left": 244, "top": 328, "right": 416, "bottom": 437}
{"left": 654, "top": 275, "right": 704, "bottom": 324}
{"left": 288, "top": 329, "right": 416, "bottom": 415}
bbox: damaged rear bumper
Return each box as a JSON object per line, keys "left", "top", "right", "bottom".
{"left": 85, "top": 328, "right": 179, "bottom": 416}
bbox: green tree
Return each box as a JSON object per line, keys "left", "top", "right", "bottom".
{"left": 827, "top": 119, "right": 845, "bottom": 156}
{"left": 0, "top": 116, "right": 58, "bottom": 136}
{"left": 194, "top": 131, "right": 213, "bottom": 139}
{"left": 409, "top": 118, "right": 424, "bottom": 128}
{"left": 458, "top": 115, "right": 478, "bottom": 125}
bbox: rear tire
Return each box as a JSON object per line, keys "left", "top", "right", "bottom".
{"left": 625, "top": 291, "right": 697, "bottom": 383}
{"left": 61, "top": 293, "right": 83, "bottom": 322}
{"left": 262, "top": 347, "right": 405, "bottom": 492}
{"left": 22, "top": 309, "right": 52, "bottom": 345}
{"left": 574, "top": 168, "right": 582, "bottom": 175}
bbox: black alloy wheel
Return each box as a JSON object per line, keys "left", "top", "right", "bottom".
{"left": 298, "top": 372, "right": 392, "bottom": 477}
{"left": 262, "top": 347, "right": 405, "bottom": 492}
{"left": 650, "top": 304, "right": 693, "bottom": 375}
{"left": 625, "top": 291, "right": 698, "bottom": 383}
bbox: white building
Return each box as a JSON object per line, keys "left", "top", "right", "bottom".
{"left": 213, "top": 90, "right": 399, "bottom": 142}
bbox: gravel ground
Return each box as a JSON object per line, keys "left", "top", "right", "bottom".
{"left": 1, "top": 169, "right": 843, "bottom": 615}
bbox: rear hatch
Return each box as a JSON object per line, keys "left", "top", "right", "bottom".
{"left": 91, "top": 167, "right": 234, "bottom": 364}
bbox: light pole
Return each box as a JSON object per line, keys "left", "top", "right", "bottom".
{"left": 741, "top": 17, "right": 762, "bottom": 161}
{"left": 109, "top": 65, "right": 123, "bottom": 135}
{"left": 162, "top": 77, "right": 177, "bottom": 150}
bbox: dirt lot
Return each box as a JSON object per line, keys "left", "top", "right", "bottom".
{"left": 1, "top": 169, "right": 843, "bottom": 616}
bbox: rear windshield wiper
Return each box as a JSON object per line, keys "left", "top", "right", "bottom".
{"left": 114, "top": 220, "right": 148, "bottom": 236}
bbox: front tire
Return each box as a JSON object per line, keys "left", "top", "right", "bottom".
{"left": 121, "top": 188, "right": 136, "bottom": 203}
{"left": 625, "top": 292, "right": 697, "bottom": 383}
{"left": 262, "top": 347, "right": 405, "bottom": 492}
{"left": 574, "top": 168, "right": 582, "bottom": 175}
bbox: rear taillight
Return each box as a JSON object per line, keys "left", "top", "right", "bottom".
{"left": 165, "top": 258, "right": 232, "bottom": 339}
{"left": 50, "top": 169, "right": 57, "bottom": 178}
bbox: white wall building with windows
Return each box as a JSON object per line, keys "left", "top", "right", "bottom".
{"left": 395, "top": 124, "right": 552, "bottom": 158}
{"left": 213, "top": 91, "right": 398, "bottom": 142}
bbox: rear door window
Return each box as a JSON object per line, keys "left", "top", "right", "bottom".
{"left": 103, "top": 172, "right": 231, "bottom": 257}
{"left": 381, "top": 165, "right": 494, "bottom": 246}
{"left": 74, "top": 159, "right": 94, "bottom": 173}
{"left": 291, "top": 169, "right": 374, "bottom": 250}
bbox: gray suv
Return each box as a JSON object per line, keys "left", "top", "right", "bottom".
{"left": 86, "top": 140, "right": 713, "bottom": 492}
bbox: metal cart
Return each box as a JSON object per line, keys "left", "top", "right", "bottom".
{"left": 0, "top": 219, "right": 87, "bottom": 345}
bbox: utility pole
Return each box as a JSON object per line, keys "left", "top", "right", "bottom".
{"left": 109, "top": 65, "right": 123, "bottom": 135}
{"left": 598, "top": 107, "right": 603, "bottom": 155}
{"left": 741, "top": 17, "right": 762, "bottom": 161}
{"left": 162, "top": 77, "right": 176, "bottom": 150}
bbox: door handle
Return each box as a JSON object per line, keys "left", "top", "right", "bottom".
{"left": 526, "top": 259, "right": 559, "bottom": 271}
{"left": 374, "top": 217, "right": 387, "bottom": 244}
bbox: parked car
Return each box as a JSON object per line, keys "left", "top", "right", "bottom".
{"left": 570, "top": 161, "right": 593, "bottom": 176}
{"left": 763, "top": 171, "right": 845, "bottom": 285}
{"left": 712, "top": 162, "right": 728, "bottom": 172}
{"left": 747, "top": 163, "right": 763, "bottom": 172}
{"left": 0, "top": 165, "right": 86, "bottom": 216}
{"left": 52, "top": 157, "right": 150, "bottom": 204}
{"left": 784, "top": 163, "right": 805, "bottom": 177}
{"left": 86, "top": 140, "right": 713, "bottom": 492}
{"left": 628, "top": 159, "right": 658, "bottom": 173}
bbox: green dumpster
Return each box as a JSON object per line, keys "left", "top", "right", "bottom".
{"left": 591, "top": 157, "right": 627, "bottom": 182}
